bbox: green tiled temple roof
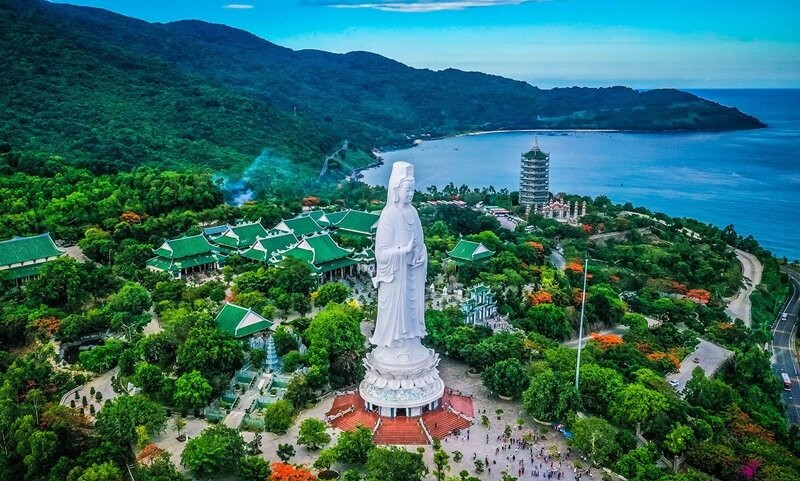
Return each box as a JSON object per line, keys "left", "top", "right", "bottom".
{"left": 324, "top": 210, "right": 349, "bottom": 225}
{"left": 145, "top": 253, "right": 223, "bottom": 272}
{"left": 215, "top": 303, "right": 273, "bottom": 338}
{"left": 448, "top": 239, "right": 495, "bottom": 262}
{"left": 278, "top": 216, "right": 324, "bottom": 238}
{"left": 277, "top": 234, "right": 356, "bottom": 274}
{"left": 334, "top": 210, "right": 380, "bottom": 236}
{"left": 304, "top": 234, "right": 353, "bottom": 263}
{"left": 153, "top": 235, "right": 216, "bottom": 259}
{"left": 3, "top": 264, "right": 45, "bottom": 281}
{"left": 315, "top": 256, "right": 358, "bottom": 273}
{"left": 303, "top": 210, "right": 333, "bottom": 226}
{"left": 176, "top": 253, "right": 223, "bottom": 269}
{"left": 145, "top": 257, "right": 177, "bottom": 272}
{"left": 215, "top": 221, "right": 269, "bottom": 249}
{"left": 0, "top": 233, "right": 62, "bottom": 266}
{"left": 241, "top": 232, "right": 298, "bottom": 262}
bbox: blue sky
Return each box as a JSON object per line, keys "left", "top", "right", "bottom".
{"left": 53, "top": 0, "right": 800, "bottom": 88}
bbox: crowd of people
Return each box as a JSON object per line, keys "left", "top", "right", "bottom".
{"left": 443, "top": 406, "right": 597, "bottom": 481}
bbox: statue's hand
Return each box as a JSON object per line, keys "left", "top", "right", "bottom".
{"left": 399, "top": 235, "right": 414, "bottom": 254}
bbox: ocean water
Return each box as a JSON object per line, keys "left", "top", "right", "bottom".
{"left": 362, "top": 89, "right": 800, "bottom": 261}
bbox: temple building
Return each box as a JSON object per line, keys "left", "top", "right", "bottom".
{"left": 460, "top": 284, "right": 498, "bottom": 325}
{"left": 351, "top": 248, "right": 377, "bottom": 276}
{"left": 214, "top": 220, "right": 269, "bottom": 252}
{"left": 145, "top": 234, "right": 225, "bottom": 278}
{"left": 215, "top": 303, "right": 274, "bottom": 338}
{"left": 323, "top": 210, "right": 350, "bottom": 226}
{"left": 0, "top": 233, "right": 64, "bottom": 285}
{"left": 519, "top": 138, "right": 550, "bottom": 211}
{"left": 273, "top": 215, "right": 326, "bottom": 238}
{"left": 447, "top": 239, "right": 495, "bottom": 264}
{"left": 331, "top": 209, "right": 380, "bottom": 238}
{"left": 202, "top": 224, "right": 230, "bottom": 241}
{"left": 240, "top": 232, "right": 298, "bottom": 263}
{"left": 300, "top": 209, "right": 333, "bottom": 228}
{"left": 273, "top": 233, "right": 358, "bottom": 281}
{"left": 535, "top": 197, "right": 586, "bottom": 225}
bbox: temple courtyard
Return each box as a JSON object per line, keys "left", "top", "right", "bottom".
{"left": 151, "top": 355, "right": 599, "bottom": 481}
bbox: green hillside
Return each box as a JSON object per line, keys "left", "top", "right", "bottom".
{"left": 0, "top": 0, "right": 343, "bottom": 176}
{"left": 0, "top": 0, "right": 765, "bottom": 179}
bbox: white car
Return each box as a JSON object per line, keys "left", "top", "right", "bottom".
{"left": 782, "top": 312, "right": 788, "bottom": 321}
{"left": 668, "top": 379, "right": 679, "bottom": 387}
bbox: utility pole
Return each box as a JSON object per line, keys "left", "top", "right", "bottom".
{"left": 575, "top": 257, "right": 589, "bottom": 390}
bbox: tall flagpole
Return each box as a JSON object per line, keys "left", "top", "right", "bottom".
{"left": 575, "top": 257, "right": 588, "bottom": 390}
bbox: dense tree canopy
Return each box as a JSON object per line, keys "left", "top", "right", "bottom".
{"left": 523, "top": 370, "right": 579, "bottom": 422}
{"left": 297, "top": 418, "right": 331, "bottom": 450}
{"left": 306, "top": 303, "right": 366, "bottom": 386}
{"left": 571, "top": 417, "right": 620, "bottom": 466}
{"left": 365, "top": 446, "right": 428, "bottom": 481}
{"left": 173, "top": 370, "right": 213, "bottom": 413}
{"left": 95, "top": 395, "right": 166, "bottom": 445}
{"left": 520, "top": 304, "right": 573, "bottom": 341}
{"left": 335, "top": 426, "right": 375, "bottom": 465}
{"left": 481, "top": 358, "right": 529, "bottom": 399}
{"left": 176, "top": 327, "right": 244, "bottom": 392}
{"left": 181, "top": 425, "right": 245, "bottom": 479}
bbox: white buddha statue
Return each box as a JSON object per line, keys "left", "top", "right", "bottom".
{"left": 359, "top": 161, "right": 444, "bottom": 414}
{"left": 370, "top": 161, "right": 428, "bottom": 348}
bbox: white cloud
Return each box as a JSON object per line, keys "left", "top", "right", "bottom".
{"left": 315, "top": 1, "right": 537, "bottom": 13}
{"left": 222, "top": 3, "right": 255, "bottom": 9}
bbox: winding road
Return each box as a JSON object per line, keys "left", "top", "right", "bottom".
{"left": 549, "top": 245, "right": 566, "bottom": 271}
{"left": 725, "top": 249, "right": 763, "bottom": 326}
{"left": 772, "top": 269, "right": 800, "bottom": 426}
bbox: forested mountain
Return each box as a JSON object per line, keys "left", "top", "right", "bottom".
{"left": 1, "top": 0, "right": 764, "bottom": 176}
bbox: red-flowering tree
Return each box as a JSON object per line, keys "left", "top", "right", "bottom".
{"left": 270, "top": 462, "right": 316, "bottom": 481}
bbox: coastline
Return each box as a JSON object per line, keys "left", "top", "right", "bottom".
{"left": 374, "top": 124, "right": 762, "bottom": 156}
{"left": 358, "top": 94, "right": 799, "bottom": 261}
{"left": 347, "top": 149, "right": 385, "bottom": 180}
{"left": 456, "top": 128, "right": 622, "bottom": 137}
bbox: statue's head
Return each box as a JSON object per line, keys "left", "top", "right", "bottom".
{"left": 387, "top": 161, "right": 415, "bottom": 206}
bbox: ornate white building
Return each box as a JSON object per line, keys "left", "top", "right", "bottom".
{"left": 535, "top": 197, "right": 587, "bottom": 225}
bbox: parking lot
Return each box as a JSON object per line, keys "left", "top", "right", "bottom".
{"left": 666, "top": 339, "right": 734, "bottom": 393}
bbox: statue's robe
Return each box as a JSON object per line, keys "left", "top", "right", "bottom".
{"left": 370, "top": 205, "right": 428, "bottom": 347}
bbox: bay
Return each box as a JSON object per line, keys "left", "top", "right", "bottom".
{"left": 362, "top": 89, "right": 800, "bottom": 261}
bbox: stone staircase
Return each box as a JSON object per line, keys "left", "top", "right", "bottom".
{"left": 373, "top": 416, "right": 428, "bottom": 445}
{"left": 421, "top": 409, "right": 471, "bottom": 439}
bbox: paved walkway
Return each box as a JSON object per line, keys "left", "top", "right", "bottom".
{"left": 142, "top": 308, "right": 162, "bottom": 335}
{"left": 724, "top": 249, "right": 762, "bottom": 326}
{"left": 424, "top": 357, "right": 597, "bottom": 481}
{"left": 62, "top": 245, "right": 90, "bottom": 263}
{"left": 60, "top": 367, "right": 119, "bottom": 420}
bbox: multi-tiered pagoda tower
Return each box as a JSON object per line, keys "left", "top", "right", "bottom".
{"left": 519, "top": 138, "right": 550, "bottom": 212}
